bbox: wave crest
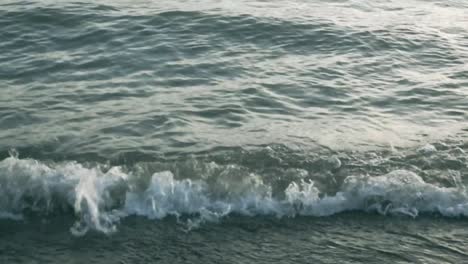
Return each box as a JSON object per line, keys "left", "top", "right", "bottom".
{"left": 1, "top": 146, "right": 467, "bottom": 235}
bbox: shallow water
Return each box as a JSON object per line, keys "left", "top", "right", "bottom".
{"left": 1, "top": 0, "right": 468, "bottom": 263}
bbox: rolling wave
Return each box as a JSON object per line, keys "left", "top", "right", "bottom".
{"left": 1, "top": 142, "right": 467, "bottom": 235}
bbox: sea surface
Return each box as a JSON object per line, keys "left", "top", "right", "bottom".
{"left": 1, "top": 0, "right": 468, "bottom": 263}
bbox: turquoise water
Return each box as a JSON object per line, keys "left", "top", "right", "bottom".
{"left": 1, "top": 0, "right": 468, "bottom": 263}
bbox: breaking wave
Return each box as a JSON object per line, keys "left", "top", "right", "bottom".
{"left": 1, "top": 143, "right": 467, "bottom": 235}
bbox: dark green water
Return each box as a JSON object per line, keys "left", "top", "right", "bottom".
{"left": 1, "top": 0, "right": 468, "bottom": 263}
{"left": 2, "top": 214, "right": 468, "bottom": 263}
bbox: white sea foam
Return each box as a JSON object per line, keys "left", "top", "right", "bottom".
{"left": 0, "top": 156, "right": 467, "bottom": 235}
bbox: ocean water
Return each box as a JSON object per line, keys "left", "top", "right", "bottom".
{"left": 1, "top": 0, "right": 468, "bottom": 263}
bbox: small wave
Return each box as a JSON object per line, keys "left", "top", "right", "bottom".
{"left": 1, "top": 144, "right": 467, "bottom": 235}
